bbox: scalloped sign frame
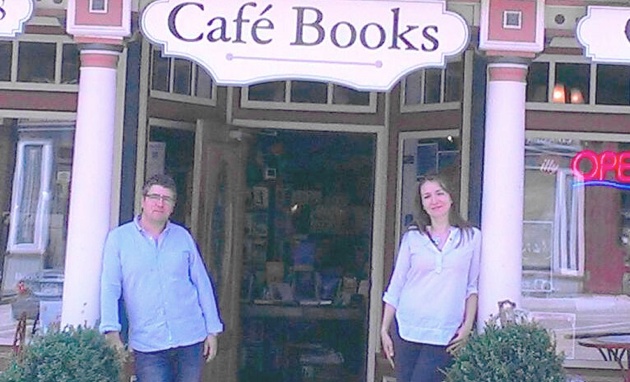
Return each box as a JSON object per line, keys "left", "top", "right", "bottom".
{"left": 0, "top": 0, "right": 34, "bottom": 38}
{"left": 577, "top": 6, "right": 630, "bottom": 64}
{"left": 141, "top": 0, "right": 469, "bottom": 91}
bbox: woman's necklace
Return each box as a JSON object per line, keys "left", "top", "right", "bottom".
{"left": 429, "top": 226, "right": 450, "bottom": 248}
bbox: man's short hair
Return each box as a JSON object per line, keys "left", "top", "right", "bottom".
{"left": 143, "top": 174, "right": 177, "bottom": 198}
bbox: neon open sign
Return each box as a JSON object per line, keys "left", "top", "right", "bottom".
{"left": 571, "top": 150, "right": 630, "bottom": 189}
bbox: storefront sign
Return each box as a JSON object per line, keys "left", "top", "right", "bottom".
{"left": 571, "top": 150, "right": 630, "bottom": 189}
{"left": 577, "top": 6, "right": 630, "bottom": 63}
{"left": 0, "top": 0, "right": 33, "bottom": 38}
{"left": 141, "top": 0, "right": 469, "bottom": 91}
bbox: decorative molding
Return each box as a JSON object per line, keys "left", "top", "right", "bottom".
{"left": 480, "top": 0, "right": 545, "bottom": 54}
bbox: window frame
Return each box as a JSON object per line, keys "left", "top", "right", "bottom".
{"left": 399, "top": 56, "right": 464, "bottom": 113}
{"left": 240, "top": 81, "right": 377, "bottom": 113}
{"left": 149, "top": 45, "right": 217, "bottom": 106}
{"left": 527, "top": 54, "right": 630, "bottom": 113}
{"left": 0, "top": 35, "right": 79, "bottom": 92}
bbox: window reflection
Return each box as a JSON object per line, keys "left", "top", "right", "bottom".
{"left": 61, "top": 44, "right": 79, "bottom": 85}
{"left": 332, "top": 85, "right": 369, "bottom": 105}
{"left": 18, "top": 42, "right": 56, "bottom": 83}
{"left": 596, "top": 65, "right": 630, "bottom": 106}
{"left": 526, "top": 62, "right": 549, "bottom": 102}
{"left": 555, "top": 63, "right": 590, "bottom": 104}
{"left": 523, "top": 138, "right": 630, "bottom": 363}
{"left": 290, "top": 81, "right": 327, "bottom": 103}
{"left": 0, "top": 42, "right": 11, "bottom": 81}
{"left": 423, "top": 68, "right": 441, "bottom": 104}
{"left": 248, "top": 81, "right": 285, "bottom": 102}
{"left": 195, "top": 66, "right": 213, "bottom": 99}
{"left": 173, "top": 59, "right": 192, "bottom": 96}
{"left": 151, "top": 49, "right": 170, "bottom": 92}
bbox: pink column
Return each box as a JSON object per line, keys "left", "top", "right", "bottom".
{"left": 478, "top": 62, "right": 528, "bottom": 324}
{"left": 61, "top": 46, "right": 121, "bottom": 327}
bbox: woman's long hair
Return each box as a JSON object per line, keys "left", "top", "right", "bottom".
{"left": 414, "top": 173, "right": 474, "bottom": 246}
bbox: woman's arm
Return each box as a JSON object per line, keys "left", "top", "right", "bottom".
{"left": 446, "top": 293, "right": 478, "bottom": 354}
{"left": 381, "top": 303, "right": 397, "bottom": 368}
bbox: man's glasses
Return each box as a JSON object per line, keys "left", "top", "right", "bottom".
{"left": 145, "top": 193, "right": 175, "bottom": 205}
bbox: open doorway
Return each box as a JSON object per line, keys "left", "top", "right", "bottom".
{"left": 238, "top": 129, "right": 375, "bottom": 382}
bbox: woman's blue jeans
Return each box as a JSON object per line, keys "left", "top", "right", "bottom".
{"left": 393, "top": 328, "right": 452, "bottom": 382}
{"left": 134, "top": 341, "right": 204, "bottom": 382}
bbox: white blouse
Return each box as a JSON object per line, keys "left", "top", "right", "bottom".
{"left": 383, "top": 226, "right": 481, "bottom": 345}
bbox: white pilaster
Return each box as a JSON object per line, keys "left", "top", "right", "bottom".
{"left": 478, "top": 62, "right": 528, "bottom": 324}
{"left": 61, "top": 48, "right": 120, "bottom": 328}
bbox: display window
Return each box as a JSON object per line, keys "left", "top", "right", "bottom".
{"left": 522, "top": 132, "right": 630, "bottom": 365}
{"left": 1, "top": 122, "right": 74, "bottom": 296}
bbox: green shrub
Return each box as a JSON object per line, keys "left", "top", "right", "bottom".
{"left": 0, "top": 326, "right": 122, "bottom": 382}
{"left": 444, "top": 320, "right": 566, "bottom": 382}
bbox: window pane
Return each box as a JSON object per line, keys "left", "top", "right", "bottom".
{"left": 248, "top": 81, "right": 285, "bottom": 101}
{"left": 596, "top": 64, "right": 630, "bottom": 105}
{"left": 195, "top": 66, "right": 213, "bottom": 99}
{"left": 290, "top": 81, "right": 327, "bottom": 103}
{"left": 151, "top": 49, "right": 170, "bottom": 92}
{"left": 555, "top": 63, "right": 589, "bottom": 104}
{"left": 444, "top": 61, "right": 463, "bottom": 102}
{"left": 173, "top": 59, "right": 192, "bottom": 95}
{"left": 16, "top": 145, "right": 44, "bottom": 244}
{"left": 423, "top": 68, "right": 441, "bottom": 104}
{"left": 332, "top": 85, "right": 369, "bottom": 105}
{"left": 18, "top": 42, "right": 56, "bottom": 83}
{"left": 61, "top": 44, "right": 79, "bottom": 84}
{"left": 0, "top": 42, "right": 11, "bottom": 81}
{"left": 527, "top": 62, "right": 549, "bottom": 102}
{"left": 404, "top": 71, "right": 422, "bottom": 105}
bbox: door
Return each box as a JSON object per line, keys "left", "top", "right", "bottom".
{"left": 192, "top": 119, "right": 248, "bottom": 382}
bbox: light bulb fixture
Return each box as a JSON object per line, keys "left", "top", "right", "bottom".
{"left": 570, "top": 87, "right": 585, "bottom": 104}
{"left": 552, "top": 84, "right": 566, "bottom": 103}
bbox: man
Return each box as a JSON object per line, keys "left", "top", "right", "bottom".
{"left": 99, "top": 174, "right": 223, "bottom": 382}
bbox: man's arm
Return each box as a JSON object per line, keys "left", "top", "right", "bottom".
{"left": 99, "top": 231, "right": 123, "bottom": 335}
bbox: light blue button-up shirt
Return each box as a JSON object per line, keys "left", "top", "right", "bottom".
{"left": 383, "top": 226, "right": 481, "bottom": 346}
{"left": 99, "top": 218, "right": 224, "bottom": 352}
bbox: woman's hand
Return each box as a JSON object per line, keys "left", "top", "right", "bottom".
{"left": 381, "top": 329, "right": 395, "bottom": 369}
{"left": 446, "top": 325, "right": 471, "bottom": 355}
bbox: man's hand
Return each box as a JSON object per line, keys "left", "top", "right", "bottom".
{"left": 104, "top": 331, "right": 128, "bottom": 361}
{"left": 203, "top": 334, "right": 218, "bottom": 362}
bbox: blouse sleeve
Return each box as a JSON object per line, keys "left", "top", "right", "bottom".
{"left": 466, "top": 228, "right": 482, "bottom": 297}
{"left": 382, "top": 230, "right": 413, "bottom": 309}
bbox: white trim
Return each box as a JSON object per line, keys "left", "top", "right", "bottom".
{"left": 460, "top": 50, "right": 474, "bottom": 220}
{"left": 525, "top": 130, "right": 630, "bottom": 143}
{"left": 0, "top": 111, "right": 76, "bottom": 120}
{"left": 190, "top": 120, "right": 204, "bottom": 239}
{"left": 88, "top": 0, "right": 108, "bottom": 13}
{"left": 134, "top": 39, "right": 151, "bottom": 214}
{"left": 150, "top": 90, "right": 216, "bottom": 106}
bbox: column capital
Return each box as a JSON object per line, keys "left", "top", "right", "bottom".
{"left": 487, "top": 63, "right": 528, "bottom": 83}
{"left": 78, "top": 46, "right": 123, "bottom": 69}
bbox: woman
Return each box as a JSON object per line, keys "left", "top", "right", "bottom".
{"left": 381, "top": 173, "right": 481, "bottom": 382}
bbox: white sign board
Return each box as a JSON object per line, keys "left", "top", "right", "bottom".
{"left": 141, "top": 0, "right": 469, "bottom": 91}
{"left": 577, "top": 6, "right": 630, "bottom": 64}
{"left": 0, "top": 0, "right": 33, "bottom": 38}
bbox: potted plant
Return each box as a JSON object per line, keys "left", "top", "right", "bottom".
{"left": 0, "top": 326, "right": 123, "bottom": 382}
{"left": 444, "top": 318, "right": 566, "bottom": 382}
